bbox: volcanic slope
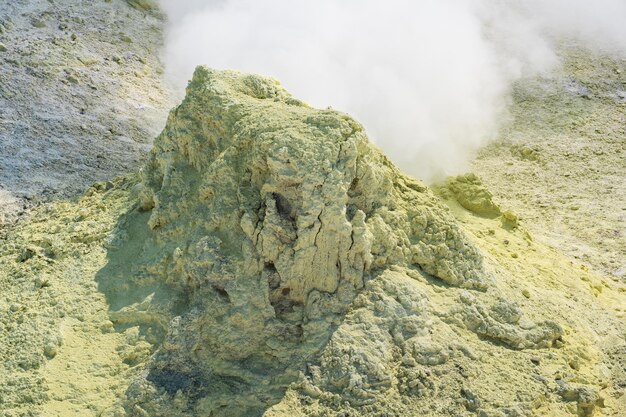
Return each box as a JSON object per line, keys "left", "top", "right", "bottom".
{"left": 0, "top": 68, "right": 624, "bottom": 417}
{"left": 473, "top": 49, "right": 626, "bottom": 280}
{"left": 0, "top": 0, "right": 171, "bottom": 224}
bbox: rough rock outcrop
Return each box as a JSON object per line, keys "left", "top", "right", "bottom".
{"left": 101, "top": 68, "right": 571, "bottom": 417}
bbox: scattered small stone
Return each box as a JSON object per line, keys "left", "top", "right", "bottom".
{"left": 461, "top": 387, "right": 481, "bottom": 412}
{"left": 78, "top": 56, "right": 99, "bottom": 66}
{"left": 557, "top": 382, "right": 601, "bottom": 417}
{"left": 530, "top": 356, "right": 541, "bottom": 365}
{"left": 0, "top": 42, "right": 7, "bottom": 52}
{"left": 501, "top": 211, "right": 519, "bottom": 228}
{"left": 522, "top": 289, "right": 531, "bottom": 298}
{"left": 100, "top": 321, "right": 115, "bottom": 333}
{"left": 569, "top": 358, "right": 580, "bottom": 370}
{"left": 515, "top": 145, "right": 541, "bottom": 162}
{"left": 31, "top": 18, "right": 46, "bottom": 28}
{"left": 34, "top": 277, "right": 51, "bottom": 289}
{"left": 44, "top": 343, "right": 58, "bottom": 359}
{"left": 17, "top": 247, "right": 36, "bottom": 262}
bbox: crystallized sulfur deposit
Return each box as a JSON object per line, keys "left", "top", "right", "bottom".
{"left": 93, "top": 68, "right": 616, "bottom": 417}
{"left": 121, "top": 67, "right": 494, "bottom": 415}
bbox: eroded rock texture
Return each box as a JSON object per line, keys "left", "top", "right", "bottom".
{"left": 107, "top": 68, "right": 570, "bottom": 417}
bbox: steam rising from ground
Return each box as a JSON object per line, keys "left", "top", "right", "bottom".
{"left": 157, "top": 0, "right": 626, "bottom": 182}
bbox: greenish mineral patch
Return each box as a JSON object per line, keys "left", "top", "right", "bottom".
{"left": 436, "top": 173, "right": 502, "bottom": 217}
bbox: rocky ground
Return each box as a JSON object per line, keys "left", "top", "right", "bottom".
{"left": 0, "top": 0, "right": 171, "bottom": 224}
{"left": 0, "top": 67, "right": 624, "bottom": 417}
{"left": 0, "top": 176, "right": 142, "bottom": 417}
{"left": 473, "top": 50, "right": 626, "bottom": 280}
{"left": 0, "top": 2, "right": 624, "bottom": 417}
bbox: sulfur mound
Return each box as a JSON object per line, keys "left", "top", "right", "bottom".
{"left": 96, "top": 68, "right": 622, "bottom": 417}
{"left": 103, "top": 67, "right": 493, "bottom": 415}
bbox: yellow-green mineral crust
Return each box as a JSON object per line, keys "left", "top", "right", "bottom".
{"left": 104, "top": 68, "right": 622, "bottom": 417}
{"left": 121, "top": 67, "right": 494, "bottom": 416}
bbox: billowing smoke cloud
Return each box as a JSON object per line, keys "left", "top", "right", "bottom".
{"left": 157, "top": 0, "right": 626, "bottom": 182}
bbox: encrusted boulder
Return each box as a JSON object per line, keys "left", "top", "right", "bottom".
{"left": 121, "top": 67, "right": 496, "bottom": 416}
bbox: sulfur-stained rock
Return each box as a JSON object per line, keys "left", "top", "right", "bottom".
{"left": 450, "top": 291, "right": 563, "bottom": 350}
{"left": 116, "top": 67, "right": 493, "bottom": 416}
{"left": 438, "top": 173, "right": 502, "bottom": 217}
{"left": 79, "top": 67, "right": 618, "bottom": 417}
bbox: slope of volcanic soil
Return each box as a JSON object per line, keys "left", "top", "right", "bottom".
{"left": 0, "top": 0, "right": 171, "bottom": 224}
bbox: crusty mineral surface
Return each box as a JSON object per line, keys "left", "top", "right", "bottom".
{"left": 97, "top": 68, "right": 615, "bottom": 417}
{"left": 118, "top": 66, "right": 495, "bottom": 415}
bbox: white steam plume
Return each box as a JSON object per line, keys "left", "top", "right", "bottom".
{"left": 157, "top": 0, "right": 626, "bottom": 182}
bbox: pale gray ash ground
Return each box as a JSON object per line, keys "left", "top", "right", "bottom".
{"left": 0, "top": 0, "right": 171, "bottom": 224}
